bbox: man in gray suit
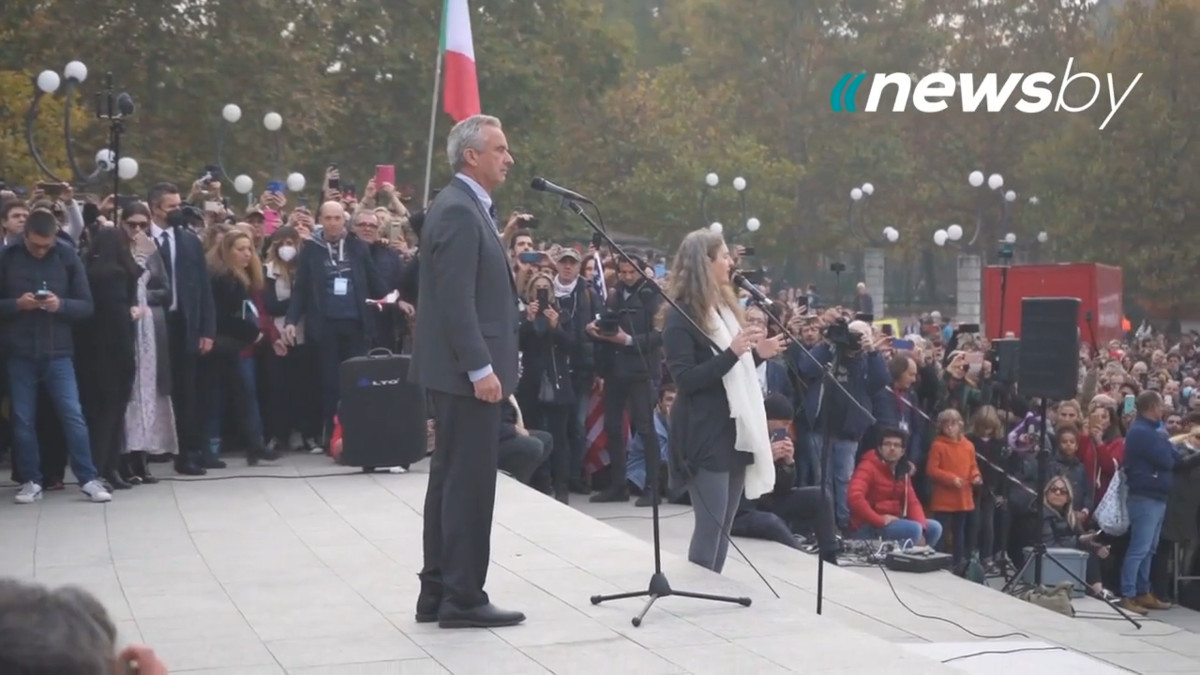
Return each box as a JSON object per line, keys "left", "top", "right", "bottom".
{"left": 410, "top": 114, "right": 524, "bottom": 629}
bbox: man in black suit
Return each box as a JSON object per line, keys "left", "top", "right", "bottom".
{"left": 410, "top": 114, "right": 523, "bottom": 629}
{"left": 148, "top": 183, "right": 215, "bottom": 476}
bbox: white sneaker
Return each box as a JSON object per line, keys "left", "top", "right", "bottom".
{"left": 14, "top": 482, "right": 43, "bottom": 504}
{"left": 80, "top": 480, "right": 112, "bottom": 503}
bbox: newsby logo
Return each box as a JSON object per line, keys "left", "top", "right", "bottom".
{"left": 830, "top": 58, "right": 1143, "bottom": 130}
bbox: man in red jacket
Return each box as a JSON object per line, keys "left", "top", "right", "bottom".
{"left": 848, "top": 428, "right": 942, "bottom": 547}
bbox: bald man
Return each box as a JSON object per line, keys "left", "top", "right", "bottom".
{"left": 283, "top": 199, "right": 387, "bottom": 447}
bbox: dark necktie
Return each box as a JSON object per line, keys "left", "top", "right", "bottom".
{"left": 488, "top": 204, "right": 499, "bottom": 231}
{"left": 157, "top": 232, "right": 173, "bottom": 282}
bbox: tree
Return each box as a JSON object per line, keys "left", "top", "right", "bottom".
{"left": 1022, "top": 0, "right": 1200, "bottom": 310}
{"left": 0, "top": 70, "right": 92, "bottom": 189}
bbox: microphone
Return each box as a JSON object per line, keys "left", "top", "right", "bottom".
{"left": 530, "top": 177, "right": 593, "bottom": 204}
{"left": 732, "top": 271, "right": 775, "bottom": 308}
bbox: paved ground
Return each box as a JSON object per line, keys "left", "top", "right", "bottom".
{"left": 1, "top": 454, "right": 1197, "bottom": 674}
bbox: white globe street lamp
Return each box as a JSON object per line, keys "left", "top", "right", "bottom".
{"left": 732, "top": 176, "right": 746, "bottom": 191}
{"left": 1004, "top": 190, "right": 1016, "bottom": 202}
{"left": 1037, "top": 231, "right": 1049, "bottom": 243}
{"left": 63, "top": 60, "right": 88, "bottom": 83}
{"left": 884, "top": 227, "right": 899, "bottom": 243}
{"left": 850, "top": 187, "right": 863, "bottom": 201}
{"left": 233, "top": 175, "right": 254, "bottom": 195}
{"left": 263, "top": 112, "right": 283, "bottom": 131}
{"left": 1004, "top": 233, "right": 1017, "bottom": 244}
{"left": 934, "top": 229, "right": 948, "bottom": 246}
{"left": 94, "top": 148, "right": 114, "bottom": 171}
{"left": 36, "top": 70, "right": 61, "bottom": 94}
{"left": 746, "top": 217, "right": 760, "bottom": 232}
{"left": 705, "top": 172, "right": 719, "bottom": 187}
{"left": 286, "top": 172, "right": 306, "bottom": 192}
{"left": 222, "top": 104, "right": 242, "bottom": 123}
{"left": 988, "top": 173, "right": 1004, "bottom": 190}
{"left": 709, "top": 222, "right": 723, "bottom": 234}
{"left": 947, "top": 224, "right": 963, "bottom": 241}
{"left": 968, "top": 170, "right": 984, "bottom": 187}
{"left": 117, "top": 157, "right": 139, "bottom": 180}
{"left": 862, "top": 182, "right": 874, "bottom": 196}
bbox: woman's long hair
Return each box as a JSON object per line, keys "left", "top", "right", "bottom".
{"left": 264, "top": 225, "right": 300, "bottom": 284}
{"left": 1043, "top": 477, "right": 1077, "bottom": 530}
{"left": 84, "top": 227, "right": 140, "bottom": 280}
{"left": 207, "top": 230, "right": 264, "bottom": 292}
{"left": 659, "top": 229, "right": 740, "bottom": 332}
{"left": 523, "top": 269, "right": 554, "bottom": 303}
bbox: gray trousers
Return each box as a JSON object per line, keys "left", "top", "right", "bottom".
{"left": 686, "top": 464, "right": 746, "bottom": 573}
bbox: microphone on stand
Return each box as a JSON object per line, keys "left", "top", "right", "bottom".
{"left": 530, "top": 177, "right": 594, "bottom": 204}
{"left": 732, "top": 271, "right": 775, "bottom": 309}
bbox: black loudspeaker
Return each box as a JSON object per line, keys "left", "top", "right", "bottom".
{"left": 1018, "top": 298, "right": 1081, "bottom": 400}
{"left": 991, "top": 337, "right": 1020, "bottom": 383}
{"left": 339, "top": 351, "right": 428, "bottom": 468}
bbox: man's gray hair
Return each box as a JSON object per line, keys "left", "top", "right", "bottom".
{"left": 447, "top": 114, "right": 502, "bottom": 172}
{"left": 0, "top": 578, "right": 118, "bottom": 674}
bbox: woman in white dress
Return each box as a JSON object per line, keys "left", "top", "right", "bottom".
{"left": 122, "top": 203, "right": 178, "bottom": 480}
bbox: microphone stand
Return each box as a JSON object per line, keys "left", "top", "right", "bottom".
{"left": 748, "top": 295, "right": 876, "bottom": 615}
{"left": 566, "top": 199, "right": 754, "bottom": 627}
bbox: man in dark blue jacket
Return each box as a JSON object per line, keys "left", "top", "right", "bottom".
{"left": 1120, "top": 391, "right": 1177, "bottom": 613}
{"left": 0, "top": 210, "right": 110, "bottom": 504}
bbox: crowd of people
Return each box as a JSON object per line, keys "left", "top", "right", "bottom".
{"left": 3, "top": 153, "right": 1200, "bottom": 621}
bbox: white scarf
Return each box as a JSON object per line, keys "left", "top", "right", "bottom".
{"left": 553, "top": 275, "right": 578, "bottom": 299}
{"left": 708, "top": 304, "right": 774, "bottom": 499}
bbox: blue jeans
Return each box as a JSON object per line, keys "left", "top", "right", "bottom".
{"left": 207, "top": 355, "right": 264, "bottom": 447}
{"left": 809, "top": 433, "right": 858, "bottom": 527}
{"left": 7, "top": 357, "right": 98, "bottom": 486}
{"left": 855, "top": 518, "right": 943, "bottom": 548}
{"left": 1121, "top": 494, "right": 1167, "bottom": 598}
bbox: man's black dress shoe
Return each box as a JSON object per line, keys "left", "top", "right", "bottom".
{"left": 414, "top": 594, "right": 440, "bottom": 624}
{"left": 438, "top": 603, "right": 526, "bottom": 629}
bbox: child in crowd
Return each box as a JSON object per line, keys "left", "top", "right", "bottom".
{"left": 927, "top": 408, "right": 981, "bottom": 571}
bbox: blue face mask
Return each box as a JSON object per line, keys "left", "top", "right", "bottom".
{"left": 1185, "top": 386, "right": 1194, "bottom": 399}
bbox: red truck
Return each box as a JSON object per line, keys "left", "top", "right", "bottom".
{"left": 982, "top": 262, "right": 1124, "bottom": 344}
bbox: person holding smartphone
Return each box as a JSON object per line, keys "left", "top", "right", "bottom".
{"left": 515, "top": 271, "right": 575, "bottom": 502}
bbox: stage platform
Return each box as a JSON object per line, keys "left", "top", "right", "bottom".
{"left": 1, "top": 454, "right": 1196, "bottom": 674}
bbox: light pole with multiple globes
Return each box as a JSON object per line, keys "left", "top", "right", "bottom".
{"left": 845, "top": 182, "right": 899, "bottom": 315}
{"left": 700, "top": 172, "right": 760, "bottom": 241}
{"left": 215, "top": 103, "right": 306, "bottom": 208}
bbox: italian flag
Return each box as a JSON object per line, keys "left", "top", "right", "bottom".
{"left": 440, "top": 0, "right": 481, "bottom": 122}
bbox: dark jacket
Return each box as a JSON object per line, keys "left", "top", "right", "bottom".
{"left": 1124, "top": 416, "right": 1177, "bottom": 501}
{"left": 517, "top": 310, "right": 575, "bottom": 406}
{"left": 762, "top": 359, "right": 795, "bottom": 411}
{"left": 595, "top": 280, "right": 662, "bottom": 382}
{"left": 795, "top": 342, "right": 888, "bottom": 440}
{"left": 661, "top": 306, "right": 751, "bottom": 496}
{"left": 1049, "top": 450, "right": 1093, "bottom": 512}
{"left": 1041, "top": 505, "right": 1081, "bottom": 549}
{"left": 167, "top": 226, "right": 217, "bottom": 353}
{"left": 873, "top": 386, "right": 928, "bottom": 464}
{"left": 286, "top": 231, "right": 387, "bottom": 345}
{"left": 368, "top": 242, "right": 406, "bottom": 349}
{"left": 210, "top": 273, "right": 260, "bottom": 352}
{"left": 0, "top": 239, "right": 93, "bottom": 359}
{"left": 556, "top": 279, "right": 597, "bottom": 383}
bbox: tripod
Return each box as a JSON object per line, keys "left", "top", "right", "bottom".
{"left": 568, "top": 201, "right": 751, "bottom": 626}
{"left": 1000, "top": 398, "right": 1141, "bottom": 629}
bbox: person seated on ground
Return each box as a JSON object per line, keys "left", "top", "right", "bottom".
{"left": 849, "top": 426, "right": 943, "bottom": 548}
{"left": 627, "top": 384, "right": 673, "bottom": 507}
{"left": 1041, "top": 476, "right": 1112, "bottom": 599}
{"left": 0, "top": 577, "right": 167, "bottom": 674}
{"left": 500, "top": 395, "right": 552, "bottom": 488}
{"left": 730, "top": 394, "right": 839, "bottom": 564}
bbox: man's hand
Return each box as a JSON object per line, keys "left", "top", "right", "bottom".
{"left": 130, "top": 306, "right": 144, "bottom": 321}
{"left": 607, "top": 327, "right": 631, "bottom": 345}
{"left": 770, "top": 437, "right": 794, "bottom": 463}
{"left": 39, "top": 292, "right": 60, "bottom": 313}
{"left": 396, "top": 300, "right": 415, "bottom": 317}
{"left": 16, "top": 293, "right": 39, "bottom": 311}
{"left": 473, "top": 373, "right": 503, "bottom": 403}
{"left": 282, "top": 324, "right": 297, "bottom": 345}
{"left": 882, "top": 515, "right": 899, "bottom": 526}
{"left": 199, "top": 337, "right": 213, "bottom": 354}
{"left": 115, "top": 644, "right": 168, "bottom": 675}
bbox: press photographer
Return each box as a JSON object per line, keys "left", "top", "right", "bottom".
{"left": 586, "top": 255, "right": 662, "bottom": 504}
{"left": 795, "top": 317, "right": 889, "bottom": 528}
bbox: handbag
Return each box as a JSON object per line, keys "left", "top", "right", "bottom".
{"left": 1095, "top": 460, "right": 1129, "bottom": 536}
{"left": 538, "top": 343, "right": 561, "bottom": 404}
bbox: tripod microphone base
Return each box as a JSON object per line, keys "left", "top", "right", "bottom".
{"left": 590, "top": 572, "right": 752, "bottom": 627}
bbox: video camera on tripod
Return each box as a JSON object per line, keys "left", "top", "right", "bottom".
{"left": 822, "top": 317, "right": 863, "bottom": 353}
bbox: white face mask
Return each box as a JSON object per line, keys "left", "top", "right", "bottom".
{"left": 277, "top": 245, "right": 297, "bottom": 262}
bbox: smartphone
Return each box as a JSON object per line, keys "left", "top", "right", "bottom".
{"left": 891, "top": 338, "right": 915, "bottom": 351}
{"left": 1123, "top": 394, "right": 1136, "bottom": 416}
{"left": 880, "top": 324, "right": 894, "bottom": 337}
{"left": 36, "top": 181, "right": 67, "bottom": 197}
{"left": 267, "top": 180, "right": 284, "bottom": 194}
{"left": 518, "top": 251, "right": 543, "bottom": 264}
{"left": 966, "top": 352, "right": 984, "bottom": 375}
{"left": 591, "top": 232, "right": 603, "bottom": 249}
{"left": 536, "top": 287, "right": 550, "bottom": 311}
{"left": 204, "top": 200, "right": 222, "bottom": 213}
{"left": 375, "top": 164, "right": 395, "bottom": 188}
{"left": 958, "top": 323, "right": 981, "bottom": 334}
{"left": 263, "top": 209, "right": 280, "bottom": 235}
{"left": 1164, "top": 394, "right": 1174, "bottom": 409}
{"left": 770, "top": 428, "right": 789, "bottom": 443}
{"left": 35, "top": 289, "right": 51, "bottom": 300}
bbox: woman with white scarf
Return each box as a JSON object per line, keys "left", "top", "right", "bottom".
{"left": 660, "top": 229, "right": 786, "bottom": 573}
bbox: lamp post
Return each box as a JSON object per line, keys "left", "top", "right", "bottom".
{"left": 700, "top": 172, "right": 760, "bottom": 241}
{"left": 216, "top": 105, "right": 304, "bottom": 209}
{"left": 933, "top": 219, "right": 981, "bottom": 327}
{"left": 26, "top": 62, "right": 139, "bottom": 196}
{"left": 846, "top": 181, "right": 897, "bottom": 315}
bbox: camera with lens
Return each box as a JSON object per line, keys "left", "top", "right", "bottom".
{"left": 823, "top": 317, "right": 863, "bottom": 351}
{"left": 595, "top": 309, "right": 622, "bottom": 337}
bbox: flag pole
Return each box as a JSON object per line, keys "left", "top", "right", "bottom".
{"left": 421, "top": 48, "right": 444, "bottom": 208}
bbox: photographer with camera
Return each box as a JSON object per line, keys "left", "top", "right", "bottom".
{"left": 585, "top": 255, "right": 662, "bottom": 503}
{"left": 794, "top": 318, "right": 889, "bottom": 529}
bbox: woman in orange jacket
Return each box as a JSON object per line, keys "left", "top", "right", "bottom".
{"left": 926, "top": 408, "right": 982, "bottom": 568}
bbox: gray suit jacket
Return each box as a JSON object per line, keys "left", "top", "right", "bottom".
{"left": 409, "top": 177, "right": 519, "bottom": 397}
